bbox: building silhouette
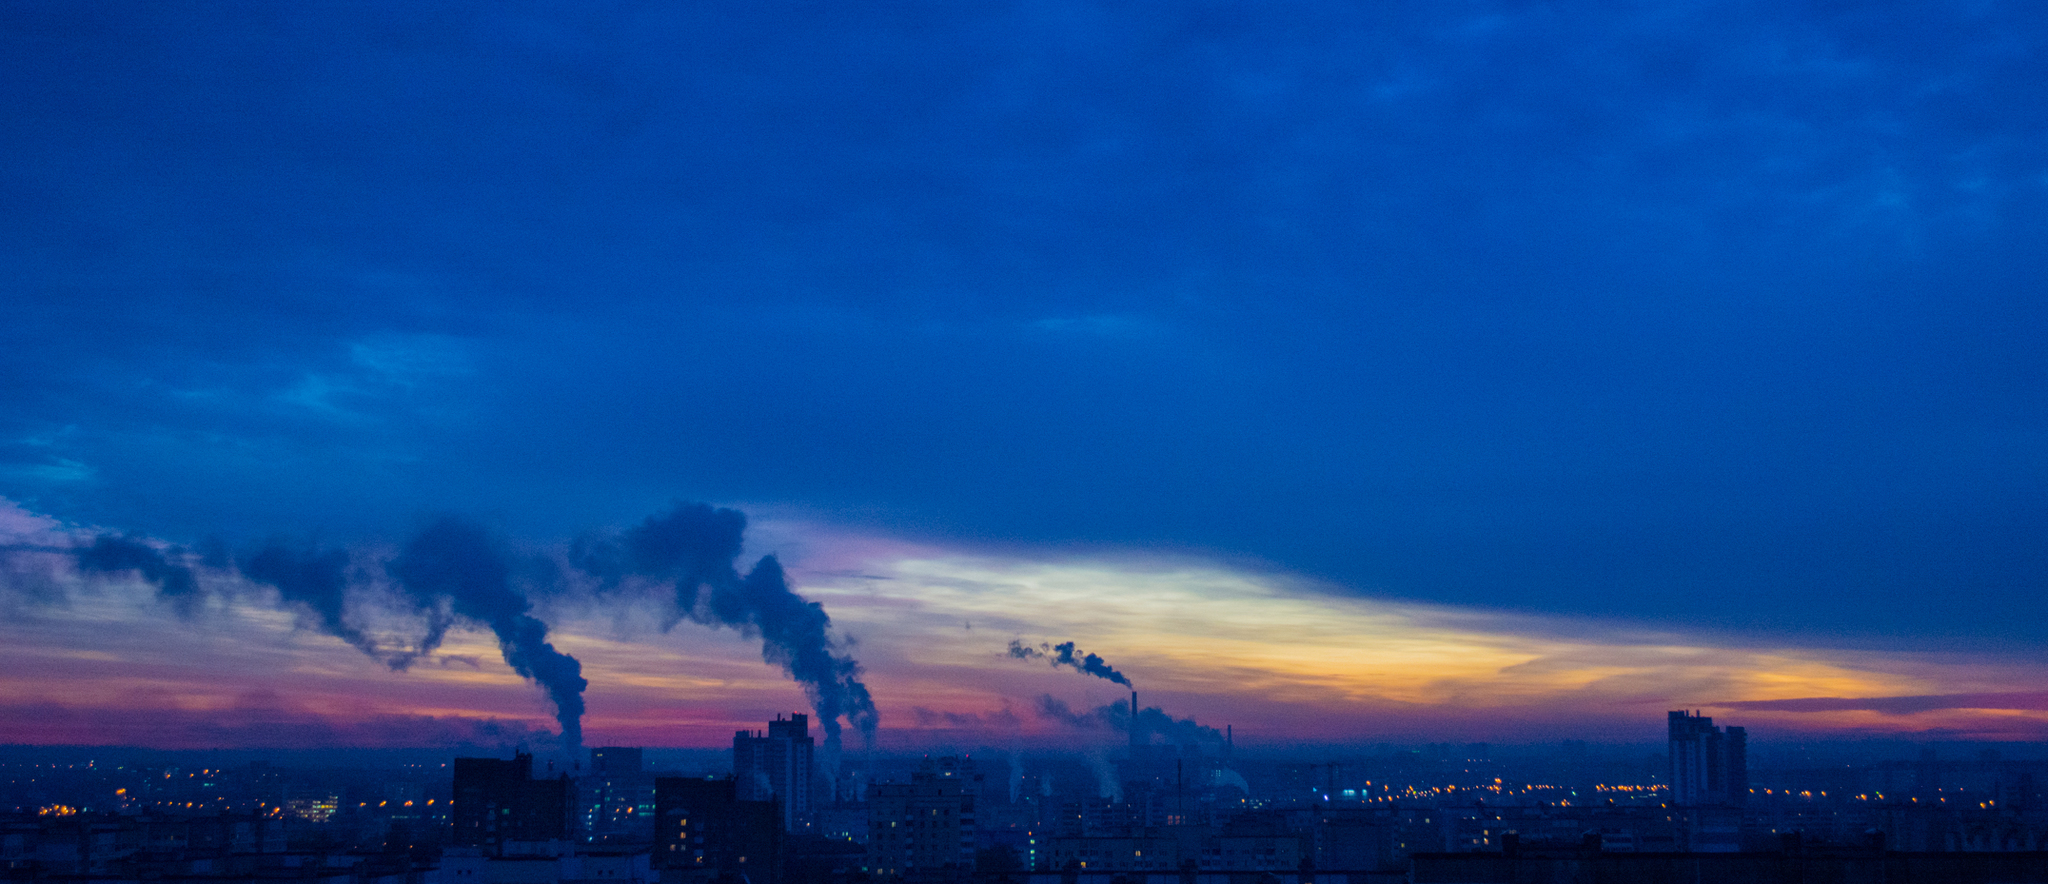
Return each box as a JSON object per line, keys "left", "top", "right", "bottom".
{"left": 1669, "top": 710, "right": 1747, "bottom": 807}
{"left": 581, "top": 747, "right": 654, "bottom": 844}
{"left": 654, "top": 776, "right": 781, "bottom": 884}
{"left": 733, "top": 713, "right": 814, "bottom": 832}
{"left": 591, "top": 747, "right": 643, "bottom": 775}
{"left": 452, "top": 753, "right": 574, "bottom": 854}
{"left": 867, "top": 756, "right": 981, "bottom": 880}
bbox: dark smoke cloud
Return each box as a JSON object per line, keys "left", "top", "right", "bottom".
{"left": 75, "top": 535, "right": 203, "bottom": 616}
{"left": 568, "top": 502, "right": 877, "bottom": 752}
{"left": 239, "top": 543, "right": 381, "bottom": 661}
{"left": 389, "top": 518, "right": 588, "bottom": 751}
{"left": 1032, "top": 694, "right": 1225, "bottom": 746}
{"left": 10, "top": 509, "right": 590, "bottom": 752}
{"left": 1131, "top": 704, "right": 1225, "bottom": 746}
{"left": 573, "top": 503, "right": 742, "bottom": 598}
{"left": 1008, "top": 639, "right": 1132, "bottom": 687}
{"left": 1032, "top": 694, "right": 1109, "bottom": 728}
{"left": 234, "top": 538, "right": 482, "bottom": 675}
{"left": 15, "top": 501, "right": 867, "bottom": 757}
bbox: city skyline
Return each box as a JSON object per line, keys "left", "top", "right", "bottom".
{"left": 3, "top": 3, "right": 2047, "bottom": 751}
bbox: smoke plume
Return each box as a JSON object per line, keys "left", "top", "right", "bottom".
{"left": 11, "top": 499, "right": 881, "bottom": 758}
{"left": 1130, "top": 704, "right": 1225, "bottom": 746}
{"left": 1085, "top": 749, "right": 1122, "bottom": 801}
{"left": 75, "top": 535, "right": 204, "bottom": 616}
{"left": 389, "top": 518, "right": 588, "bottom": 751}
{"left": 239, "top": 542, "right": 382, "bottom": 661}
{"left": 1032, "top": 694, "right": 1225, "bottom": 747}
{"left": 10, "top": 504, "right": 590, "bottom": 752}
{"left": 1008, "top": 639, "right": 1132, "bottom": 686}
{"left": 570, "top": 502, "right": 877, "bottom": 752}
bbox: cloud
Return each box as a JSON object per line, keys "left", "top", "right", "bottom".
{"left": 0, "top": 692, "right": 552, "bottom": 750}
{"left": 1715, "top": 692, "right": 2048, "bottom": 715}
{"left": 789, "top": 535, "right": 2048, "bottom": 742}
{"left": 909, "top": 704, "right": 1022, "bottom": 729}
{"left": 1, "top": 3, "right": 2044, "bottom": 656}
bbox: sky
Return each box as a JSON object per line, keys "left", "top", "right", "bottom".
{"left": 2, "top": 1, "right": 2046, "bottom": 751}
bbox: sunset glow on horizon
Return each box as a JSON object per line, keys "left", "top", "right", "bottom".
{"left": 6, "top": 499, "right": 2044, "bottom": 751}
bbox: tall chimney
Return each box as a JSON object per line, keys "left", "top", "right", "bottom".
{"left": 1130, "top": 690, "right": 1140, "bottom": 755}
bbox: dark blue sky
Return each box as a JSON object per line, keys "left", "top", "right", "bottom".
{"left": 4, "top": 1, "right": 2045, "bottom": 646}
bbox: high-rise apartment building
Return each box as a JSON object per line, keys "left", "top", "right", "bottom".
{"left": 866, "top": 756, "right": 982, "bottom": 880}
{"left": 654, "top": 776, "right": 781, "bottom": 883}
{"left": 581, "top": 746, "right": 654, "bottom": 844}
{"left": 734, "top": 713, "right": 815, "bottom": 832}
{"left": 452, "top": 753, "right": 574, "bottom": 853}
{"left": 1667, "top": 711, "right": 1747, "bottom": 807}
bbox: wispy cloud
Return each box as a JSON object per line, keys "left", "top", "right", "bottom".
{"left": 0, "top": 692, "right": 553, "bottom": 750}
{"left": 910, "top": 703, "right": 1022, "bottom": 729}
{"left": 1715, "top": 692, "right": 2048, "bottom": 715}
{"left": 278, "top": 334, "right": 475, "bottom": 424}
{"left": 786, "top": 527, "right": 2048, "bottom": 742}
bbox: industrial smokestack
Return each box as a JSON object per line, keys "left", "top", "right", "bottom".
{"left": 1130, "top": 690, "right": 1139, "bottom": 755}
